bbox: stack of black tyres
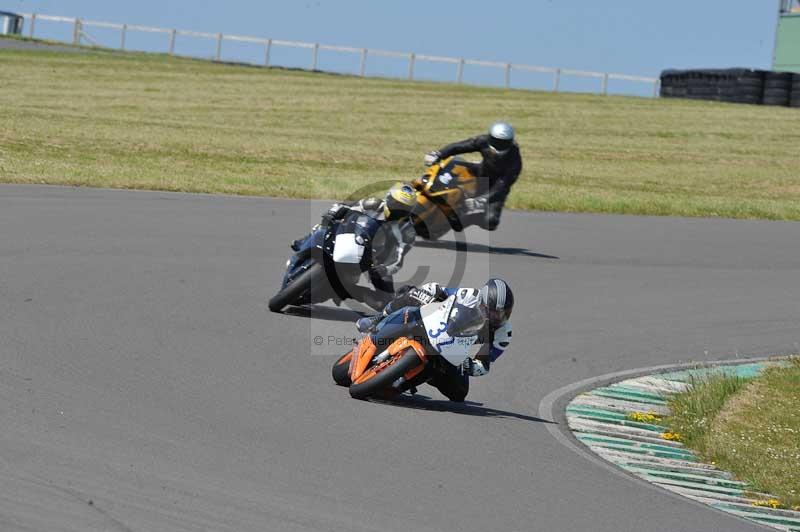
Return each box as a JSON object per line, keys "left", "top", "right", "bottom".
{"left": 763, "top": 72, "right": 792, "bottom": 106}
{"left": 660, "top": 70, "right": 686, "bottom": 99}
{"left": 792, "top": 73, "right": 800, "bottom": 108}
{"left": 660, "top": 68, "right": 800, "bottom": 108}
{"left": 685, "top": 70, "right": 721, "bottom": 101}
{"left": 720, "top": 69, "right": 763, "bottom": 105}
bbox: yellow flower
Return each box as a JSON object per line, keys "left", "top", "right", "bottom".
{"left": 661, "top": 431, "right": 683, "bottom": 441}
{"left": 752, "top": 499, "right": 782, "bottom": 509}
{"left": 629, "top": 411, "right": 662, "bottom": 423}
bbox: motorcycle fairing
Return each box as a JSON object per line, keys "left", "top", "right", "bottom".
{"left": 332, "top": 233, "right": 365, "bottom": 264}
{"left": 348, "top": 335, "right": 427, "bottom": 385}
{"left": 282, "top": 227, "right": 325, "bottom": 291}
{"left": 420, "top": 297, "right": 481, "bottom": 367}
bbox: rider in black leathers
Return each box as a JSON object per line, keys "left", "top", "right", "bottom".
{"left": 424, "top": 122, "right": 522, "bottom": 231}
{"left": 291, "top": 184, "right": 417, "bottom": 310}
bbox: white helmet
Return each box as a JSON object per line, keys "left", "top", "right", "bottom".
{"left": 488, "top": 122, "right": 515, "bottom": 155}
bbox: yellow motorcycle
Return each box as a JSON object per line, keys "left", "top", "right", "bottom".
{"left": 410, "top": 157, "right": 479, "bottom": 241}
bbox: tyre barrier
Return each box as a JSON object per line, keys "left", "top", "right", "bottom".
{"left": 763, "top": 72, "right": 792, "bottom": 106}
{"left": 791, "top": 73, "right": 800, "bottom": 108}
{"left": 660, "top": 68, "right": 799, "bottom": 108}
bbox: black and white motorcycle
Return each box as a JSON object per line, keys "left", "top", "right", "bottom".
{"left": 268, "top": 209, "right": 382, "bottom": 313}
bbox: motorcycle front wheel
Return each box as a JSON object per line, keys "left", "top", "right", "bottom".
{"left": 332, "top": 351, "right": 353, "bottom": 387}
{"left": 349, "top": 348, "right": 424, "bottom": 400}
{"left": 268, "top": 263, "right": 325, "bottom": 313}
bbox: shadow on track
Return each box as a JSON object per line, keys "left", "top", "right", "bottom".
{"left": 415, "top": 239, "right": 559, "bottom": 260}
{"left": 283, "top": 305, "right": 368, "bottom": 322}
{"left": 373, "top": 393, "right": 555, "bottom": 424}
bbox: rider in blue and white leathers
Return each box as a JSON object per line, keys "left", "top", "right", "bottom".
{"left": 358, "top": 279, "right": 514, "bottom": 401}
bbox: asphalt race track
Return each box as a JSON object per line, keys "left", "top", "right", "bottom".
{"left": 1, "top": 184, "right": 798, "bottom": 532}
{"left": 0, "top": 37, "right": 84, "bottom": 53}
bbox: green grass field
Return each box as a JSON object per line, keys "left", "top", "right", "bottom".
{"left": 665, "top": 360, "right": 800, "bottom": 509}
{"left": 2, "top": 41, "right": 800, "bottom": 219}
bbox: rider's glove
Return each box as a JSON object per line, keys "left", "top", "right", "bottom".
{"left": 462, "top": 197, "right": 487, "bottom": 216}
{"left": 418, "top": 282, "right": 445, "bottom": 301}
{"left": 424, "top": 151, "right": 441, "bottom": 167}
{"left": 321, "top": 203, "right": 346, "bottom": 226}
{"left": 461, "top": 358, "right": 488, "bottom": 377}
{"left": 372, "top": 265, "right": 389, "bottom": 278}
{"left": 408, "top": 287, "right": 436, "bottom": 306}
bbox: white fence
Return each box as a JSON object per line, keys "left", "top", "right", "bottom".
{"left": 19, "top": 13, "right": 660, "bottom": 97}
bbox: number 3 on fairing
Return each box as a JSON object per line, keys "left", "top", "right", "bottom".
{"left": 439, "top": 172, "right": 453, "bottom": 185}
{"left": 428, "top": 321, "right": 447, "bottom": 338}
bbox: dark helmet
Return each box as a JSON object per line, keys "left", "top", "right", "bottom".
{"left": 361, "top": 197, "right": 383, "bottom": 212}
{"left": 383, "top": 182, "right": 418, "bottom": 221}
{"left": 478, "top": 278, "right": 514, "bottom": 326}
{"left": 488, "top": 122, "right": 515, "bottom": 155}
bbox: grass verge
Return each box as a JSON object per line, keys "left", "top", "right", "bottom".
{"left": 2, "top": 39, "right": 800, "bottom": 219}
{"left": 664, "top": 359, "right": 800, "bottom": 509}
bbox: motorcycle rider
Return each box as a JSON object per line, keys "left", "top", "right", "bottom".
{"left": 357, "top": 278, "right": 514, "bottom": 402}
{"left": 424, "top": 122, "right": 522, "bottom": 231}
{"left": 291, "top": 183, "right": 418, "bottom": 310}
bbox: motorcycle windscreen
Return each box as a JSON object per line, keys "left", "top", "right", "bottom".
{"left": 445, "top": 304, "right": 485, "bottom": 337}
{"left": 332, "top": 233, "right": 365, "bottom": 264}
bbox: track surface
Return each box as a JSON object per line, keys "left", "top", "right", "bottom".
{"left": 1, "top": 185, "right": 798, "bottom": 531}
{"left": 0, "top": 36, "right": 83, "bottom": 53}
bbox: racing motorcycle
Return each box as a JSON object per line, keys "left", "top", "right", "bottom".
{"left": 331, "top": 294, "right": 484, "bottom": 400}
{"left": 269, "top": 214, "right": 373, "bottom": 313}
{"left": 411, "top": 156, "right": 479, "bottom": 241}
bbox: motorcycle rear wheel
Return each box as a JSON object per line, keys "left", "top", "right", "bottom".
{"left": 349, "top": 348, "right": 424, "bottom": 400}
{"left": 268, "top": 263, "right": 325, "bottom": 313}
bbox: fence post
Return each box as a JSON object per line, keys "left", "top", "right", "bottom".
{"left": 504, "top": 63, "right": 511, "bottom": 89}
{"left": 408, "top": 53, "right": 415, "bottom": 80}
{"left": 360, "top": 48, "right": 367, "bottom": 77}
{"left": 552, "top": 68, "right": 561, "bottom": 92}
{"left": 311, "top": 43, "right": 319, "bottom": 70}
{"left": 601, "top": 73, "right": 608, "bottom": 95}
{"left": 264, "top": 39, "right": 272, "bottom": 66}
{"left": 29, "top": 13, "right": 36, "bottom": 38}
{"left": 73, "top": 19, "right": 82, "bottom": 45}
{"left": 168, "top": 29, "right": 177, "bottom": 55}
{"left": 653, "top": 78, "right": 660, "bottom": 98}
{"left": 456, "top": 58, "right": 464, "bottom": 83}
{"left": 119, "top": 24, "right": 127, "bottom": 50}
{"left": 215, "top": 33, "right": 222, "bottom": 61}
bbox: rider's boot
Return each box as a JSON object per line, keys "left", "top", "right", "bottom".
{"left": 290, "top": 227, "right": 318, "bottom": 251}
{"left": 356, "top": 314, "right": 382, "bottom": 333}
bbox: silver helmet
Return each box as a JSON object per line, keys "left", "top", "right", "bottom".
{"left": 488, "top": 122, "right": 515, "bottom": 155}
{"left": 478, "top": 278, "right": 514, "bottom": 326}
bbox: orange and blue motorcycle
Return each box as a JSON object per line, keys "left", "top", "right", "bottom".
{"left": 331, "top": 295, "right": 484, "bottom": 400}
